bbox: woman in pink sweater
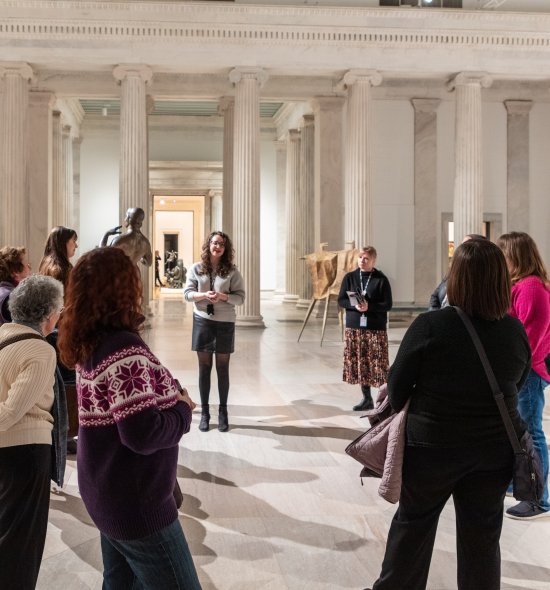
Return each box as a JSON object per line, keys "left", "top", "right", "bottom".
{"left": 498, "top": 232, "right": 550, "bottom": 520}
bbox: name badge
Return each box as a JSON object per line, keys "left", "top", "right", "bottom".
{"left": 360, "top": 315, "right": 367, "bottom": 328}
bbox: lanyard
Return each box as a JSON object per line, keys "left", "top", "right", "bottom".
{"left": 359, "top": 271, "right": 372, "bottom": 297}
{"left": 209, "top": 272, "right": 216, "bottom": 290}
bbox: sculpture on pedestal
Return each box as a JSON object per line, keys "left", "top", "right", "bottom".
{"left": 101, "top": 207, "right": 153, "bottom": 267}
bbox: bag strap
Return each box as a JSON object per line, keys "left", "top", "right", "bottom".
{"left": 0, "top": 332, "right": 45, "bottom": 352}
{"left": 453, "top": 306, "right": 524, "bottom": 454}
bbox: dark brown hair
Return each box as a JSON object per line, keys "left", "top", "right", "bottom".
{"left": 58, "top": 247, "right": 144, "bottom": 367}
{"left": 447, "top": 239, "right": 510, "bottom": 320}
{"left": 198, "top": 231, "right": 235, "bottom": 278}
{"left": 497, "top": 231, "right": 550, "bottom": 286}
{"left": 38, "top": 226, "right": 77, "bottom": 288}
{"left": 0, "top": 246, "right": 26, "bottom": 283}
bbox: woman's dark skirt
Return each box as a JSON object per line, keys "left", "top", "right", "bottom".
{"left": 343, "top": 327, "right": 389, "bottom": 387}
{"left": 192, "top": 313, "right": 235, "bottom": 354}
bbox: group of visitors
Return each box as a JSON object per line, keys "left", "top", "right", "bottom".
{"left": 1, "top": 220, "right": 548, "bottom": 590}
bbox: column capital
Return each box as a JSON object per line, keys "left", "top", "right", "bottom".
{"left": 288, "top": 128, "right": 301, "bottom": 142}
{"left": 411, "top": 98, "right": 441, "bottom": 114}
{"left": 0, "top": 61, "right": 34, "bottom": 82}
{"left": 340, "top": 69, "right": 382, "bottom": 90}
{"left": 447, "top": 71, "right": 492, "bottom": 92}
{"left": 229, "top": 67, "right": 268, "bottom": 87}
{"left": 218, "top": 96, "right": 235, "bottom": 115}
{"left": 274, "top": 139, "right": 286, "bottom": 152}
{"left": 504, "top": 100, "right": 533, "bottom": 116}
{"left": 302, "top": 113, "right": 315, "bottom": 128}
{"left": 29, "top": 91, "right": 56, "bottom": 109}
{"left": 113, "top": 64, "right": 153, "bottom": 85}
{"left": 62, "top": 124, "right": 72, "bottom": 137}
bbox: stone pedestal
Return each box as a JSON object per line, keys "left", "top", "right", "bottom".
{"left": 113, "top": 64, "right": 153, "bottom": 304}
{"left": 311, "top": 97, "right": 345, "bottom": 251}
{"left": 283, "top": 128, "right": 301, "bottom": 304}
{"left": 219, "top": 96, "right": 235, "bottom": 236}
{"left": 0, "top": 62, "right": 33, "bottom": 247}
{"left": 412, "top": 98, "right": 440, "bottom": 306}
{"left": 343, "top": 70, "right": 382, "bottom": 249}
{"left": 448, "top": 72, "right": 492, "bottom": 243}
{"left": 505, "top": 100, "right": 532, "bottom": 233}
{"left": 229, "top": 67, "right": 267, "bottom": 328}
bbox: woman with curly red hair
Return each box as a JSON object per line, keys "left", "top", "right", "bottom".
{"left": 57, "top": 247, "right": 202, "bottom": 590}
{"left": 184, "top": 231, "right": 245, "bottom": 433}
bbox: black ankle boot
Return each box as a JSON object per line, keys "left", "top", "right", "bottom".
{"left": 353, "top": 386, "right": 374, "bottom": 411}
{"left": 218, "top": 406, "right": 229, "bottom": 432}
{"left": 199, "top": 406, "right": 210, "bottom": 432}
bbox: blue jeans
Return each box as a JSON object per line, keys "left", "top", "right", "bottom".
{"left": 517, "top": 370, "right": 550, "bottom": 511}
{"left": 101, "top": 519, "right": 202, "bottom": 590}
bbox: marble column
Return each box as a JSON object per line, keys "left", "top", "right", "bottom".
{"left": 412, "top": 98, "right": 440, "bottom": 306}
{"left": 51, "top": 110, "right": 63, "bottom": 227}
{"left": 343, "top": 70, "right": 382, "bottom": 249}
{"left": 273, "top": 140, "right": 287, "bottom": 301}
{"left": 72, "top": 136, "right": 83, "bottom": 237}
{"left": 229, "top": 67, "right": 267, "bottom": 328}
{"left": 505, "top": 100, "right": 532, "bottom": 233}
{"left": 448, "top": 72, "right": 492, "bottom": 243}
{"left": 311, "top": 97, "right": 345, "bottom": 251}
{"left": 283, "top": 129, "right": 301, "bottom": 305}
{"left": 62, "top": 124, "right": 74, "bottom": 228}
{"left": 113, "top": 64, "right": 153, "bottom": 302}
{"left": 211, "top": 191, "right": 223, "bottom": 231}
{"left": 297, "top": 114, "right": 315, "bottom": 307}
{"left": 0, "top": 62, "right": 33, "bottom": 246}
{"left": 27, "top": 91, "right": 54, "bottom": 269}
{"left": 219, "top": 96, "right": 235, "bottom": 236}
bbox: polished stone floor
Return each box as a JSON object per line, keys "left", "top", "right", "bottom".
{"left": 37, "top": 295, "right": 550, "bottom": 590}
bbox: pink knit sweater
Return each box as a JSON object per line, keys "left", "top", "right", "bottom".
{"left": 509, "top": 275, "right": 550, "bottom": 382}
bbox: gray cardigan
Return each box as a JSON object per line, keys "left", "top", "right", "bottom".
{"left": 184, "top": 262, "right": 245, "bottom": 323}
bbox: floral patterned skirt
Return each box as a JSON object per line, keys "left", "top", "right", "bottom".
{"left": 342, "top": 328, "right": 389, "bottom": 387}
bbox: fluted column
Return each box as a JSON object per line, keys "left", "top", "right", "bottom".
{"left": 412, "top": 98, "right": 440, "bottom": 306}
{"left": 0, "top": 62, "right": 33, "bottom": 246}
{"left": 343, "top": 70, "right": 382, "bottom": 248}
{"left": 283, "top": 129, "right": 301, "bottom": 304}
{"left": 229, "top": 67, "right": 267, "bottom": 328}
{"left": 51, "top": 110, "right": 63, "bottom": 227}
{"left": 27, "top": 91, "right": 54, "bottom": 269}
{"left": 62, "top": 124, "right": 73, "bottom": 228}
{"left": 219, "top": 96, "right": 235, "bottom": 236}
{"left": 273, "top": 140, "right": 287, "bottom": 301}
{"left": 505, "top": 100, "right": 532, "bottom": 233}
{"left": 297, "top": 114, "right": 315, "bottom": 307}
{"left": 113, "top": 64, "right": 153, "bottom": 302}
{"left": 72, "top": 136, "right": 83, "bottom": 236}
{"left": 311, "top": 97, "right": 345, "bottom": 250}
{"left": 448, "top": 72, "right": 492, "bottom": 243}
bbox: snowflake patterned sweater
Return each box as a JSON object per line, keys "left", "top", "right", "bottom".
{"left": 76, "top": 330, "right": 192, "bottom": 541}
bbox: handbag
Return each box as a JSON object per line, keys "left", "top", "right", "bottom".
{"left": 454, "top": 307, "right": 544, "bottom": 503}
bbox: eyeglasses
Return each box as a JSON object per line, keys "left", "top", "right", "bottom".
{"left": 210, "top": 241, "right": 225, "bottom": 248}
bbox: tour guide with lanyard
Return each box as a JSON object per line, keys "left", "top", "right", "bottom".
{"left": 358, "top": 270, "right": 372, "bottom": 328}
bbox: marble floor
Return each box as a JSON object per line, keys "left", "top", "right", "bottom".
{"left": 38, "top": 295, "right": 550, "bottom": 590}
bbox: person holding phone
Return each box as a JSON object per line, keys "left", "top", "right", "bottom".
{"left": 338, "top": 246, "right": 393, "bottom": 411}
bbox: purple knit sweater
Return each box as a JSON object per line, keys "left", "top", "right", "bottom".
{"left": 76, "top": 330, "right": 192, "bottom": 541}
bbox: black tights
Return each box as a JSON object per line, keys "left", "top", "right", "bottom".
{"left": 197, "top": 352, "right": 231, "bottom": 411}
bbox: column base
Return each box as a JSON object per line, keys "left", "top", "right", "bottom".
{"left": 296, "top": 298, "right": 311, "bottom": 309}
{"left": 272, "top": 289, "right": 287, "bottom": 301}
{"left": 282, "top": 294, "right": 299, "bottom": 304}
{"left": 236, "top": 315, "right": 266, "bottom": 328}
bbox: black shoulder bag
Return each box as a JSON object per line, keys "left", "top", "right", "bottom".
{"left": 454, "top": 307, "right": 544, "bottom": 503}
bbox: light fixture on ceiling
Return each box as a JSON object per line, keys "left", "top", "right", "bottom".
{"left": 160, "top": 199, "right": 165, "bottom": 205}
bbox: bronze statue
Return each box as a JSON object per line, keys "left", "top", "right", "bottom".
{"left": 101, "top": 207, "right": 153, "bottom": 267}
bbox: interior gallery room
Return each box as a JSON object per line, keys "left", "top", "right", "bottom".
{"left": 1, "top": 0, "right": 550, "bottom": 588}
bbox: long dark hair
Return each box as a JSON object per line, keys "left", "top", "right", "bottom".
{"left": 497, "top": 231, "right": 550, "bottom": 287}
{"left": 198, "top": 231, "right": 235, "bottom": 278}
{"left": 58, "top": 247, "right": 144, "bottom": 367}
{"left": 447, "top": 239, "right": 510, "bottom": 320}
{"left": 39, "top": 226, "right": 77, "bottom": 288}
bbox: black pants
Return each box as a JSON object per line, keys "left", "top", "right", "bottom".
{"left": 372, "top": 442, "right": 513, "bottom": 590}
{"left": 0, "top": 444, "right": 52, "bottom": 590}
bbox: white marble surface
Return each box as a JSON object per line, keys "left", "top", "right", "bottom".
{"left": 37, "top": 297, "right": 550, "bottom": 590}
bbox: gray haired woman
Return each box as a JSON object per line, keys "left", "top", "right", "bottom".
{"left": 0, "top": 275, "right": 65, "bottom": 590}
